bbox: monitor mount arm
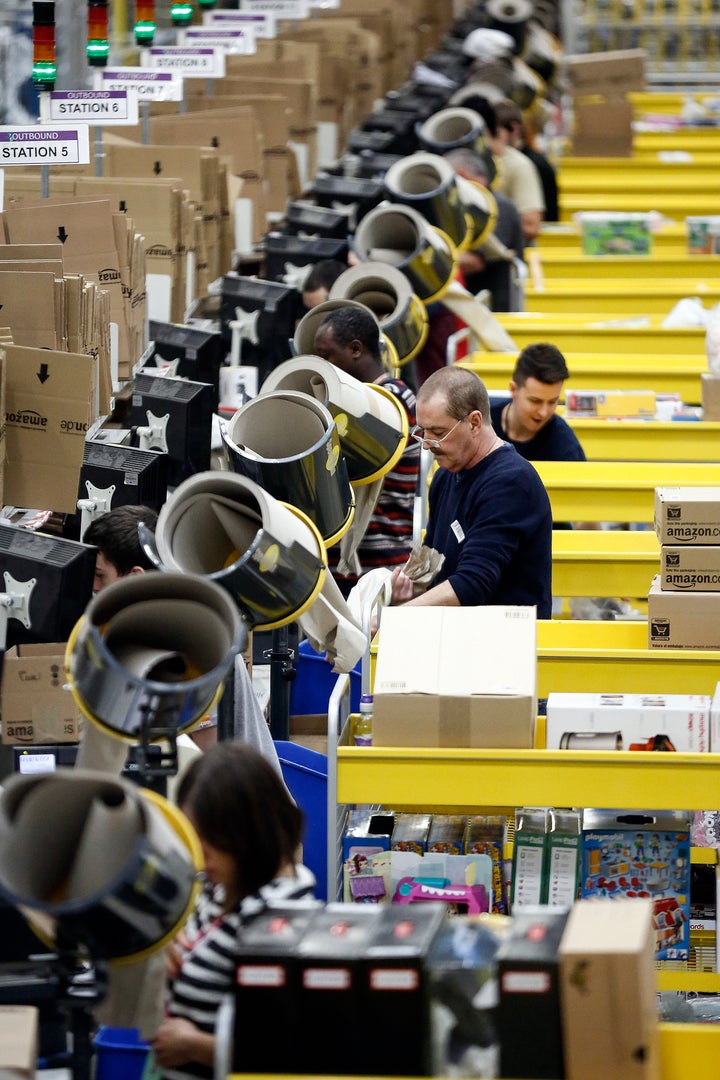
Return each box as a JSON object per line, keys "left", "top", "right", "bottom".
{"left": 77, "top": 482, "right": 116, "bottom": 541}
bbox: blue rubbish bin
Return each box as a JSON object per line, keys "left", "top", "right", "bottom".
{"left": 275, "top": 740, "right": 328, "bottom": 900}
{"left": 289, "top": 640, "right": 361, "bottom": 716}
{"left": 93, "top": 1027, "right": 150, "bottom": 1080}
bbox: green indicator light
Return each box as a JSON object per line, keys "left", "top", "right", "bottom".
{"left": 32, "top": 60, "right": 57, "bottom": 88}
{"left": 170, "top": 1, "right": 194, "bottom": 25}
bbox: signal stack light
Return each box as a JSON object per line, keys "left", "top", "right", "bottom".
{"left": 32, "top": 1, "right": 57, "bottom": 91}
{"left": 170, "top": 0, "right": 195, "bottom": 27}
{"left": 87, "top": 0, "right": 110, "bottom": 66}
{"left": 134, "top": 0, "right": 156, "bottom": 46}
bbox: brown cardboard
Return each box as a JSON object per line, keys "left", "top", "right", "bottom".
{"left": 571, "top": 101, "right": 634, "bottom": 158}
{"left": 0, "top": 270, "right": 58, "bottom": 349}
{"left": 654, "top": 487, "right": 720, "bottom": 545}
{"left": 188, "top": 76, "right": 317, "bottom": 132}
{"left": 146, "top": 108, "right": 265, "bottom": 180}
{"left": 702, "top": 372, "right": 720, "bottom": 420}
{"left": 648, "top": 575, "right": 720, "bottom": 649}
{"left": 0, "top": 1005, "right": 39, "bottom": 1077}
{"left": 564, "top": 49, "right": 647, "bottom": 99}
{"left": 558, "top": 898, "right": 659, "bottom": 1080}
{"left": 372, "top": 607, "right": 537, "bottom": 748}
{"left": 186, "top": 94, "right": 290, "bottom": 151}
{"left": 3, "top": 344, "right": 97, "bottom": 514}
{"left": 1, "top": 644, "right": 83, "bottom": 745}
{"left": 661, "top": 545, "right": 720, "bottom": 591}
{"left": 372, "top": 692, "right": 535, "bottom": 748}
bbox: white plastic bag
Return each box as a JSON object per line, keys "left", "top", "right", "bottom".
{"left": 661, "top": 296, "right": 709, "bottom": 328}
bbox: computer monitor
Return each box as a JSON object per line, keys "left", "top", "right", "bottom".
{"left": 308, "top": 175, "right": 386, "bottom": 231}
{"left": 284, "top": 202, "right": 353, "bottom": 241}
{"left": 346, "top": 128, "right": 399, "bottom": 156}
{"left": 79, "top": 438, "right": 169, "bottom": 514}
{"left": 263, "top": 235, "right": 349, "bottom": 287}
{"left": 219, "top": 275, "right": 298, "bottom": 386}
{"left": 147, "top": 320, "right": 226, "bottom": 413}
{"left": 129, "top": 372, "right": 214, "bottom": 490}
{"left": 0, "top": 523, "right": 96, "bottom": 648}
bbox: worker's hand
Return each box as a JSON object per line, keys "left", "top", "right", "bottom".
{"left": 152, "top": 1017, "right": 201, "bottom": 1069}
{"left": 390, "top": 567, "right": 415, "bottom": 606}
{"left": 165, "top": 929, "right": 191, "bottom": 980}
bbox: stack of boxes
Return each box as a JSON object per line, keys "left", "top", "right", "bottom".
{"left": 649, "top": 486, "right": 720, "bottom": 649}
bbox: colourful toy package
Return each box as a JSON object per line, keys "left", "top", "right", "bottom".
{"left": 581, "top": 810, "right": 691, "bottom": 961}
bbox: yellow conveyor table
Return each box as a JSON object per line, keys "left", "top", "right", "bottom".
{"left": 566, "top": 418, "right": 720, "bottom": 462}
{"left": 533, "top": 460, "right": 720, "bottom": 524}
{"left": 559, "top": 193, "right": 720, "bottom": 221}
{"left": 523, "top": 279, "right": 720, "bottom": 316}
{"left": 536, "top": 618, "right": 720, "bottom": 698}
{"left": 461, "top": 354, "right": 705, "bottom": 402}
{"left": 634, "top": 129, "right": 720, "bottom": 154}
{"left": 557, "top": 152, "right": 720, "bottom": 177}
{"left": 495, "top": 314, "right": 705, "bottom": 356}
{"left": 552, "top": 528, "right": 659, "bottom": 599}
{"left": 533, "top": 252, "right": 720, "bottom": 281}
{"left": 629, "top": 90, "right": 720, "bottom": 116}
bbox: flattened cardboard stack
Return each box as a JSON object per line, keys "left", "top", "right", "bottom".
{"left": 649, "top": 486, "right": 720, "bottom": 649}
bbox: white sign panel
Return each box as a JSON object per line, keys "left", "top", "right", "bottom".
{"left": 184, "top": 27, "right": 256, "bottom": 54}
{"left": 40, "top": 89, "right": 139, "bottom": 126}
{"left": 101, "top": 68, "right": 184, "bottom": 102}
{"left": 148, "top": 46, "right": 226, "bottom": 78}
{"left": 0, "top": 126, "right": 91, "bottom": 166}
{"left": 205, "top": 10, "right": 277, "bottom": 38}
{"left": 240, "top": 0, "right": 309, "bottom": 19}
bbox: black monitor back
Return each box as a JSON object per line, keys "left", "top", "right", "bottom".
{"left": 79, "top": 439, "right": 169, "bottom": 514}
{"left": 148, "top": 321, "right": 225, "bottom": 412}
{"left": 0, "top": 524, "right": 96, "bottom": 648}
{"left": 219, "top": 275, "right": 297, "bottom": 385}
{"left": 284, "top": 202, "right": 353, "bottom": 241}
{"left": 263, "top": 235, "right": 349, "bottom": 286}
{"left": 129, "top": 373, "right": 214, "bottom": 489}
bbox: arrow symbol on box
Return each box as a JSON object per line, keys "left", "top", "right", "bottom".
{"left": 37, "top": 363, "right": 49, "bottom": 384}
{"left": 154, "top": 161, "right": 162, "bottom": 175}
{"left": 57, "top": 226, "right": 68, "bottom": 244}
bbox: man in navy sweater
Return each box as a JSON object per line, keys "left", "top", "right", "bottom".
{"left": 390, "top": 366, "right": 553, "bottom": 617}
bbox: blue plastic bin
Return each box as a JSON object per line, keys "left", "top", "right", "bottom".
{"left": 93, "top": 1026, "right": 150, "bottom": 1080}
{"left": 275, "top": 740, "right": 328, "bottom": 901}
{"left": 289, "top": 639, "right": 361, "bottom": 716}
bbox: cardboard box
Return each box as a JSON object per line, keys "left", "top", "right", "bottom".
{"left": 0, "top": 1005, "right": 39, "bottom": 1079}
{"left": 565, "top": 48, "right": 646, "bottom": 97}
{"left": 565, "top": 50, "right": 645, "bottom": 158}
{"left": 565, "top": 388, "right": 656, "bottom": 417}
{"left": 579, "top": 212, "right": 652, "bottom": 256}
{"left": 546, "top": 691, "right": 711, "bottom": 752}
{"left": 372, "top": 607, "right": 537, "bottom": 748}
{"left": 654, "top": 487, "right": 720, "bottom": 545}
{"left": 3, "top": 344, "right": 97, "bottom": 514}
{"left": 702, "top": 372, "right": 720, "bottom": 421}
{"left": 648, "top": 575, "right": 720, "bottom": 649}
{"left": 687, "top": 215, "right": 720, "bottom": 255}
{"left": 558, "top": 899, "right": 660, "bottom": 1080}
{"left": 512, "top": 807, "right": 549, "bottom": 910}
{"left": 661, "top": 544, "right": 720, "bottom": 591}
{"left": 581, "top": 809, "right": 691, "bottom": 961}
{"left": 547, "top": 808, "right": 582, "bottom": 909}
{"left": 1, "top": 643, "right": 83, "bottom": 745}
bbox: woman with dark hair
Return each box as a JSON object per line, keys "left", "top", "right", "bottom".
{"left": 152, "top": 743, "right": 317, "bottom": 1078}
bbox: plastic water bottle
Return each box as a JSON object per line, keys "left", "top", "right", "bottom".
{"left": 353, "top": 693, "right": 373, "bottom": 747}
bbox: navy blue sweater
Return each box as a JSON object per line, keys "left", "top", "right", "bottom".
{"left": 424, "top": 442, "right": 553, "bottom": 618}
{"left": 490, "top": 400, "right": 586, "bottom": 462}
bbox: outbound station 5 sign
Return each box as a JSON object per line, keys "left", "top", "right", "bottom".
{"left": 0, "top": 126, "right": 90, "bottom": 166}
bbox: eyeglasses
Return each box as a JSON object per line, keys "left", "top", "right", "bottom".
{"left": 410, "top": 415, "right": 468, "bottom": 450}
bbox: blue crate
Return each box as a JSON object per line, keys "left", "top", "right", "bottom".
{"left": 93, "top": 1027, "right": 150, "bottom": 1080}
{"left": 275, "top": 740, "right": 328, "bottom": 901}
{"left": 289, "top": 639, "right": 361, "bottom": 716}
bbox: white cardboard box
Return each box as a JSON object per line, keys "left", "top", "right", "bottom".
{"left": 372, "top": 607, "right": 537, "bottom": 748}
{"left": 546, "top": 691, "right": 711, "bottom": 752}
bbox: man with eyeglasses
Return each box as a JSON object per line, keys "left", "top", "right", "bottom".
{"left": 390, "top": 366, "right": 553, "bottom": 616}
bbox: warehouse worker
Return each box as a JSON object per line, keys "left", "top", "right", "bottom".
{"left": 490, "top": 342, "right": 585, "bottom": 463}
{"left": 83, "top": 503, "right": 158, "bottom": 593}
{"left": 301, "top": 258, "right": 348, "bottom": 310}
{"left": 390, "top": 366, "right": 552, "bottom": 616}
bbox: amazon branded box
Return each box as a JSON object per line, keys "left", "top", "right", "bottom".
{"left": 661, "top": 544, "right": 720, "bottom": 591}
{"left": 654, "top": 486, "right": 720, "bottom": 545}
{"left": 1, "top": 643, "right": 83, "bottom": 745}
{"left": 559, "top": 899, "right": 660, "bottom": 1080}
{"left": 648, "top": 576, "right": 720, "bottom": 649}
{"left": 372, "top": 607, "right": 537, "bottom": 748}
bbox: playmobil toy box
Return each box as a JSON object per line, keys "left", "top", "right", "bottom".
{"left": 581, "top": 809, "right": 691, "bottom": 961}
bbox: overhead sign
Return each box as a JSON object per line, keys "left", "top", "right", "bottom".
{"left": 39, "top": 89, "right": 139, "bottom": 126}
{"left": 148, "top": 46, "right": 226, "bottom": 78}
{"left": 0, "top": 126, "right": 91, "bottom": 166}
{"left": 205, "top": 10, "right": 277, "bottom": 37}
{"left": 184, "top": 27, "right": 257, "bottom": 54}
{"left": 101, "top": 68, "right": 184, "bottom": 102}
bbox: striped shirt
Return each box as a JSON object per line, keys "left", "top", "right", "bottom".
{"left": 165, "top": 864, "right": 317, "bottom": 1078}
